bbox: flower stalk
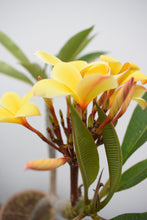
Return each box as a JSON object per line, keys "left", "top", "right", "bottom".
{"left": 22, "top": 118, "right": 62, "bottom": 153}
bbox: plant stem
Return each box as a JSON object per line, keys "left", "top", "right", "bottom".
{"left": 70, "top": 162, "right": 79, "bottom": 207}
{"left": 73, "top": 212, "right": 85, "bottom": 220}
{"left": 49, "top": 146, "right": 57, "bottom": 195}
{"left": 99, "top": 179, "right": 110, "bottom": 200}
{"left": 23, "top": 118, "right": 62, "bottom": 153}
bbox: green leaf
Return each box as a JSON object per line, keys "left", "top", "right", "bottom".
{"left": 78, "top": 51, "right": 107, "bottom": 62}
{"left": 0, "top": 31, "right": 29, "bottom": 63}
{"left": 121, "top": 92, "right": 147, "bottom": 164}
{"left": 69, "top": 102, "right": 99, "bottom": 202}
{"left": 117, "top": 159, "right": 147, "bottom": 192}
{"left": 20, "top": 62, "right": 47, "bottom": 80}
{"left": 97, "top": 105, "right": 122, "bottom": 210}
{"left": 111, "top": 212, "right": 147, "bottom": 220}
{"left": 73, "top": 34, "right": 96, "bottom": 59}
{"left": 0, "top": 61, "right": 33, "bottom": 85}
{"left": 57, "top": 26, "right": 94, "bottom": 61}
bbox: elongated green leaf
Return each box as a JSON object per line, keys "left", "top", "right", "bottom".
{"left": 73, "top": 34, "right": 96, "bottom": 59}
{"left": 117, "top": 159, "right": 147, "bottom": 192}
{"left": 57, "top": 26, "right": 94, "bottom": 61}
{"left": 0, "top": 61, "right": 33, "bottom": 85}
{"left": 97, "top": 105, "right": 122, "bottom": 210}
{"left": 112, "top": 212, "right": 147, "bottom": 220}
{"left": 121, "top": 92, "right": 147, "bottom": 164}
{"left": 69, "top": 102, "right": 99, "bottom": 202}
{"left": 0, "top": 31, "right": 29, "bottom": 63}
{"left": 20, "top": 62, "right": 47, "bottom": 80}
{"left": 78, "top": 51, "right": 107, "bottom": 62}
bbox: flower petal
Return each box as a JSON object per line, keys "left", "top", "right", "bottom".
{"left": 76, "top": 74, "right": 118, "bottom": 110}
{"left": 34, "top": 51, "right": 61, "bottom": 65}
{"left": 0, "top": 107, "right": 22, "bottom": 123}
{"left": 33, "top": 79, "right": 75, "bottom": 98}
{"left": 117, "top": 62, "right": 142, "bottom": 85}
{"left": 0, "top": 92, "right": 21, "bottom": 114}
{"left": 69, "top": 60, "right": 87, "bottom": 71}
{"left": 21, "top": 90, "right": 33, "bottom": 106}
{"left": 80, "top": 62, "right": 110, "bottom": 77}
{"left": 121, "top": 62, "right": 140, "bottom": 73}
{"left": 122, "top": 71, "right": 147, "bottom": 84}
{"left": 15, "top": 102, "right": 41, "bottom": 117}
{"left": 133, "top": 97, "right": 146, "bottom": 109}
{"left": 133, "top": 85, "right": 147, "bottom": 98}
{"left": 132, "top": 85, "right": 147, "bottom": 109}
{"left": 24, "top": 157, "right": 70, "bottom": 171}
{"left": 100, "top": 55, "right": 122, "bottom": 75}
{"left": 51, "top": 62, "right": 82, "bottom": 92}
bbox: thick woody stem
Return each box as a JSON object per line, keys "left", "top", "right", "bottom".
{"left": 70, "top": 162, "right": 79, "bottom": 207}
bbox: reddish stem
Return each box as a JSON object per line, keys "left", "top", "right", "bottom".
{"left": 22, "top": 118, "right": 62, "bottom": 153}
{"left": 70, "top": 162, "right": 79, "bottom": 207}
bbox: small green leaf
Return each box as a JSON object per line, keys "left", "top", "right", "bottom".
{"left": 69, "top": 102, "right": 99, "bottom": 202}
{"left": 78, "top": 51, "right": 107, "bottom": 62}
{"left": 97, "top": 105, "right": 122, "bottom": 210}
{"left": 117, "top": 159, "right": 147, "bottom": 192}
{"left": 57, "top": 26, "right": 94, "bottom": 61}
{"left": 20, "top": 62, "right": 47, "bottom": 80}
{"left": 0, "top": 31, "right": 29, "bottom": 63}
{"left": 0, "top": 61, "right": 33, "bottom": 85}
{"left": 121, "top": 92, "right": 147, "bottom": 164}
{"left": 111, "top": 212, "right": 147, "bottom": 220}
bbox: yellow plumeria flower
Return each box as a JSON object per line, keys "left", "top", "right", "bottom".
{"left": 100, "top": 55, "right": 147, "bottom": 85}
{"left": 0, "top": 90, "right": 41, "bottom": 124}
{"left": 33, "top": 51, "right": 118, "bottom": 111}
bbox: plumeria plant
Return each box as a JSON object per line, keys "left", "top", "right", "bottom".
{"left": 0, "top": 27, "right": 147, "bottom": 220}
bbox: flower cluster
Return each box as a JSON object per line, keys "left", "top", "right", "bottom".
{"left": 33, "top": 52, "right": 147, "bottom": 131}
{"left": 0, "top": 52, "right": 147, "bottom": 172}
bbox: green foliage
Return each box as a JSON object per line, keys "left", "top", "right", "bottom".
{"left": 0, "top": 31, "right": 29, "bottom": 63}
{"left": 117, "top": 159, "right": 147, "bottom": 191}
{"left": 57, "top": 26, "right": 94, "bottom": 61}
{"left": 78, "top": 51, "right": 107, "bottom": 62}
{"left": 69, "top": 102, "right": 99, "bottom": 202}
{"left": 0, "top": 31, "right": 46, "bottom": 82}
{"left": 111, "top": 212, "right": 147, "bottom": 220}
{"left": 0, "top": 61, "right": 33, "bottom": 85}
{"left": 20, "top": 62, "right": 47, "bottom": 80}
{"left": 121, "top": 92, "right": 147, "bottom": 164}
{"left": 74, "top": 34, "right": 96, "bottom": 57}
{"left": 97, "top": 105, "right": 122, "bottom": 210}
{"left": 57, "top": 26, "right": 106, "bottom": 62}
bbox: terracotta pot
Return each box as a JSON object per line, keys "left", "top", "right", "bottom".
{"left": 0, "top": 189, "right": 47, "bottom": 220}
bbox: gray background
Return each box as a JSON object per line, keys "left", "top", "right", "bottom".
{"left": 0, "top": 0, "right": 147, "bottom": 218}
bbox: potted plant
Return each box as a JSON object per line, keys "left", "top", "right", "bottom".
{"left": 0, "top": 26, "right": 147, "bottom": 220}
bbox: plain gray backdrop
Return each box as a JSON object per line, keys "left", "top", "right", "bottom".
{"left": 0, "top": 0, "right": 147, "bottom": 218}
